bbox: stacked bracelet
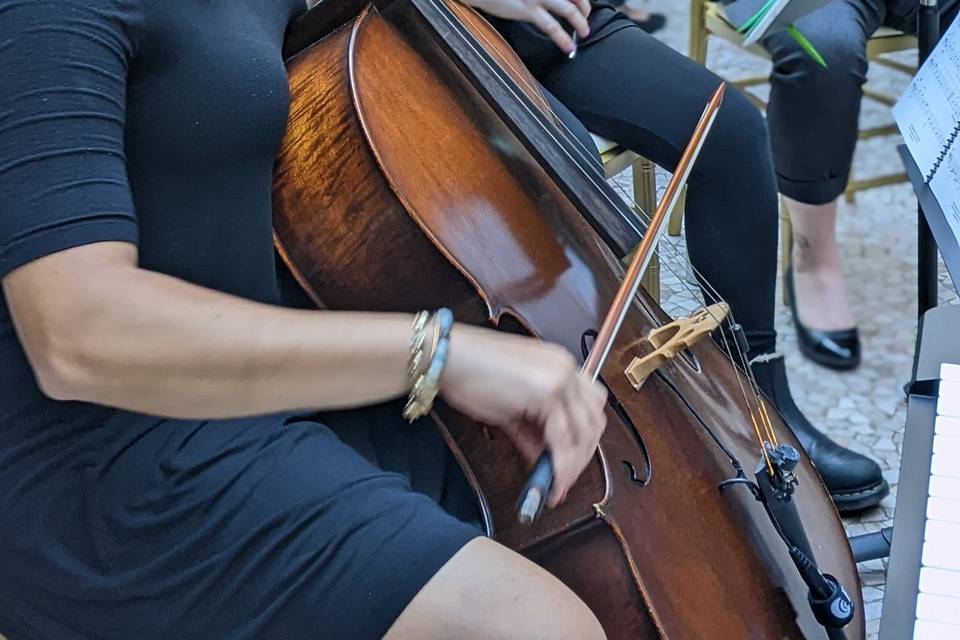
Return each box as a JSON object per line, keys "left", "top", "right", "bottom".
{"left": 403, "top": 308, "right": 453, "bottom": 422}
{"left": 407, "top": 311, "right": 430, "bottom": 384}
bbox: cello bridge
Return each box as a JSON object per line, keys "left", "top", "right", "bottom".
{"left": 623, "top": 302, "right": 730, "bottom": 389}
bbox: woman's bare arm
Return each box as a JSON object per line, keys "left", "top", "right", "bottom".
{"left": 3, "top": 240, "right": 606, "bottom": 504}
{"left": 3, "top": 242, "right": 418, "bottom": 418}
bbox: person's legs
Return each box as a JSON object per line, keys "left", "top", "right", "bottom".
{"left": 766, "top": 0, "right": 882, "bottom": 210}
{"left": 780, "top": 196, "right": 851, "bottom": 328}
{"left": 540, "top": 88, "right": 604, "bottom": 175}
{"left": 1, "top": 409, "right": 604, "bottom": 639}
{"left": 523, "top": 17, "right": 886, "bottom": 510}
{"left": 764, "top": 1, "right": 883, "bottom": 368}
{"left": 539, "top": 21, "right": 779, "bottom": 356}
{"left": 387, "top": 538, "right": 605, "bottom": 640}
{"left": 767, "top": 0, "right": 960, "bottom": 367}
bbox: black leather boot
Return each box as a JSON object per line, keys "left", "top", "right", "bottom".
{"left": 750, "top": 353, "right": 888, "bottom": 513}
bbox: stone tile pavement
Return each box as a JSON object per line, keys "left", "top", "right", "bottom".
{"left": 607, "top": 3, "right": 959, "bottom": 638}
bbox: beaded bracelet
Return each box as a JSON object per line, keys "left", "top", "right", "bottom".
{"left": 403, "top": 308, "right": 453, "bottom": 422}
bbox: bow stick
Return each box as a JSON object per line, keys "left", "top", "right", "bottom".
{"left": 517, "top": 83, "right": 727, "bottom": 523}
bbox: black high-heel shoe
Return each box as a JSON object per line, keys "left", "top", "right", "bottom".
{"left": 785, "top": 267, "right": 861, "bottom": 371}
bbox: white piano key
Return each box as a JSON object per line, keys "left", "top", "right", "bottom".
{"left": 905, "top": 364, "right": 960, "bottom": 638}
{"left": 914, "top": 618, "right": 960, "bottom": 639}
{"left": 927, "top": 496, "right": 960, "bottom": 523}
{"left": 930, "top": 475, "right": 960, "bottom": 500}
{"left": 920, "top": 567, "right": 960, "bottom": 598}
{"left": 937, "top": 415, "right": 960, "bottom": 438}
{"left": 924, "top": 520, "right": 960, "bottom": 546}
{"left": 917, "top": 592, "right": 960, "bottom": 625}
{"left": 941, "top": 363, "right": 960, "bottom": 382}
{"left": 933, "top": 434, "right": 960, "bottom": 457}
{"left": 932, "top": 453, "right": 960, "bottom": 480}
{"left": 923, "top": 540, "right": 960, "bottom": 572}
{"left": 939, "top": 381, "right": 960, "bottom": 418}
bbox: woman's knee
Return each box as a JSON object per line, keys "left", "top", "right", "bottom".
{"left": 720, "top": 86, "right": 768, "bottom": 143}
{"left": 385, "top": 538, "right": 605, "bottom": 640}
{"left": 768, "top": 25, "right": 869, "bottom": 91}
{"left": 695, "top": 85, "right": 771, "bottom": 176}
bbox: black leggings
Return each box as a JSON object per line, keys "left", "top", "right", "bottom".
{"left": 498, "top": 10, "right": 780, "bottom": 357}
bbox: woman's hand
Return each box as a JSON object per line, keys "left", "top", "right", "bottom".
{"left": 441, "top": 324, "right": 607, "bottom": 507}
{"left": 460, "top": 0, "right": 591, "bottom": 54}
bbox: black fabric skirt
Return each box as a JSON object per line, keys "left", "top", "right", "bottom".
{"left": 0, "top": 406, "right": 481, "bottom": 639}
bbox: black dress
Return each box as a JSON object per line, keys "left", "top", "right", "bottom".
{"left": 0, "top": 1, "right": 479, "bottom": 638}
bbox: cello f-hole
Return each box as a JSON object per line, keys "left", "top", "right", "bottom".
{"left": 621, "top": 460, "right": 645, "bottom": 486}
{"left": 608, "top": 395, "right": 651, "bottom": 486}
{"left": 582, "top": 328, "right": 652, "bottom": 486}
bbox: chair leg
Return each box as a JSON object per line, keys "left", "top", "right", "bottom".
{"left": 634, "top": 158, "right": 661, "bottom": 301}
{"left": 688, "top": 0, "right": 709, "bottom": 65}
{"left": 641, "top": 255, "right": 661, "bottom": 303}
{"left": 675, "top": 0, "right": 703, "bottom": 240}
{"left": 635, "top": 157, "right": 657, "bottom": 219}
{"left": 779, "top": 198, "right": 793, "bottom": 306}
{"left": 667, "top": 186, "right": 687, "bottom": 236}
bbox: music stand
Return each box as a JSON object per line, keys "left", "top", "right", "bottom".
{"left": 846, "top": 0, "right": 956, "bottom": 572}
{"left": 916, "top": 0, "right": 947, "bottom": 315}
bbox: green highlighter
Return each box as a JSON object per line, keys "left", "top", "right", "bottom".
{"left": 785, "top": 25, "right": 826, "bottom": 67}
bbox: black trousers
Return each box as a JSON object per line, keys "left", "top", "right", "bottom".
{"left": 496, "top": 8, "right": 780, "bottom": 357}
{"left": 765, "top": 0, "right": 960, "bottom": 204}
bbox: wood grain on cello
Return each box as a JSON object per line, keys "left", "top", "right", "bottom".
{"left": 272, "top": 3, "right": 865, "bottom": 637}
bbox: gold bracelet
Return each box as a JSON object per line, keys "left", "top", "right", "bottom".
{"left": 426, "top": 312, "right": 441, "bottom": 368}
{"left": 407, "top": 311, "right": 430, "bottom": 387}
{"left": 403, "top": 308, "right": 453, "bottom": 422}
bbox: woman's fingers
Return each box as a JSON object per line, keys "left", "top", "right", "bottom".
{"left": 543, "top": 374, "right": 607, "bottom": 507}
{"left": 583, "top": 380, "right": 608, "bottom": 454}
{"left": 539, "top": 0, "right": 590, "bottom": 39}
{"left": 528, "top": 7, "right": 576, "bottom": 53}
{"left": 540, "top": 401, "right": 576, "bottom": 507}
{"left": 457, "top": 0, "right": 590, "bottom": 52}
{"left": 572, "top": 0, "right": 591, "bottom": 23}
{"left": 511, "top": 420, "right": 546, "bottom": 465}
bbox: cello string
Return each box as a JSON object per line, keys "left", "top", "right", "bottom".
{"left": 431, "top": 0, "right": 775, "bottom": 462}
{"left": 440, "top": 4, "right": 749, "bottom": 363}
{"left": 438, "top": 1, "right": 777, "bottom": 460}
{"left": 440, "top": 3, "right": 763, "bottom": 383}
{"left": 456, "top": 13, "right": 779, "bottom": 451}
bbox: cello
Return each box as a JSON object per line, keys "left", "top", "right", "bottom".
{"left": 272, "top": 1, "right": 865, "bottom": 637}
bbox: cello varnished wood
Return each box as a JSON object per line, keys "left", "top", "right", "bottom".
{"left": 273, "top": 4, "right": 864, "bottom": 638}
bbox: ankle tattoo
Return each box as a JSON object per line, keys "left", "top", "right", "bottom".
{"left": 793, "top": 233, "right": 812, "bottom": 270}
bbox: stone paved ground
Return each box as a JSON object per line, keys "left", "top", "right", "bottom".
{"left": 607, "top": 3, "right": 959, "bottom": 638}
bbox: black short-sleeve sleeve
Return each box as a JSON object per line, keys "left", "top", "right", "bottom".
{"left": 0, "top": 0, "right": 142, "bottom": 278}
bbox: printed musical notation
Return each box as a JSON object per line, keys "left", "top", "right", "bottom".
{"left": 929, "top": 148, "right": 960, "bottom": 240}
{"left": 894, "top": 18, "right": 960, "bottom": 243}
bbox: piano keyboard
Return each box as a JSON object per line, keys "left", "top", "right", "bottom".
{"left": 905, "top": 363, "right": 960, "bottom": 639}
{"left": 880, "top": 306, "right": 960, "bottom": 640}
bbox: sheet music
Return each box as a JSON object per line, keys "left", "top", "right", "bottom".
{"left": 929, "top": 144, "right": 960, "bottom": 242}
{"left": 894, "top": 19, "right": 960, "bottom": 176}
{"left": 894, "top": 18, "right": 960, "bottom": 244}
